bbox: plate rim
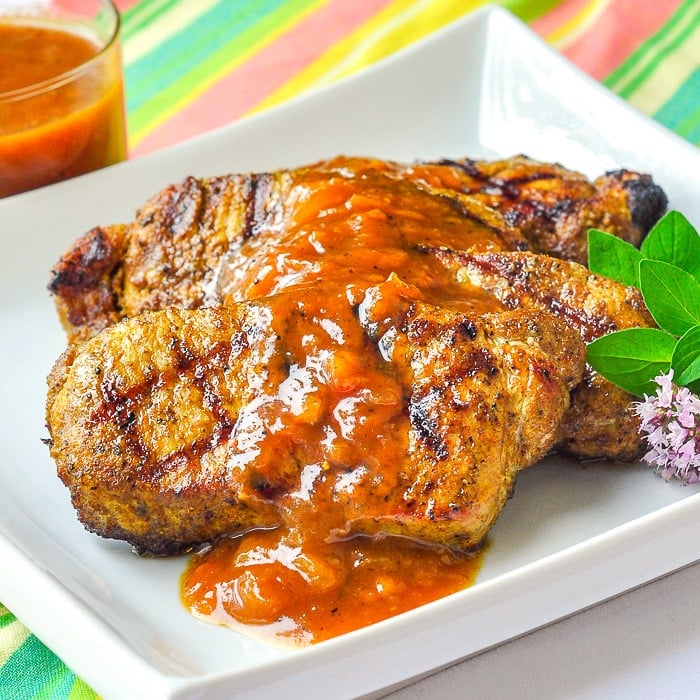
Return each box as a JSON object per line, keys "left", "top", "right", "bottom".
{"left": 2, "top": 4, "right": 700, "bottom": 699}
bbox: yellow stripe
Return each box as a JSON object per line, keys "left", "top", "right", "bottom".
{"left": 251, "top": 0, "right": 487, "bottom": 113}
{"left": 625, "top": 18, "right": 700, "bottom": 114}
{"left": 123, "top": 0, "right": 221, "bottom": 66}
{"left": 0, "top": 620, "right": 31, "bottom": 666}
{"left": 545, "top": 0, "right": 610, "bottom": 49}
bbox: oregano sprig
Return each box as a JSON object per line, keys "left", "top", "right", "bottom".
{"left": 586, "top": 211, "right": 700, "bottom": 397}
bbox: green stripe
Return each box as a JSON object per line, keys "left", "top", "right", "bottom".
{"left": 604, "top": 0, "right": 693, "bottom": 89}
{"left": 0, "top": 610, "right": 15, "bottom": 628}
{"left": 46, "top": 668, "right": 82, "bottom": 700}
{"left": 503, "top": 0, "right": 565, "bottom": 24}
{"left": 604, "top": 0, "right": 699, "bottom": 97}
{"left": 66, "top": 677, "right": 98, "bottom": 700}
{"left": 0, "top": 635, "right": 64, "bottom": 698}
{"left": 127, "top": 0, "right": 319, "bottom": 138}
{"left": 616, "top": 4, "right": 699, "bottom": 100}
{"left": 121, "top": 0, "right": 181, "bottom": 38}
{"left": 654, "top": 66, "right": 700, "bottom": 144}
{"left": 34, "top": 667, "right": 70, "bottom": 700}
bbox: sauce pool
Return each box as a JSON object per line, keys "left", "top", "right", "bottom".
{"left": 0, "top": 21, "right": 127, "bottom": 197}
{"left": 182, "top": 528, "right": 484, "bottom": 646}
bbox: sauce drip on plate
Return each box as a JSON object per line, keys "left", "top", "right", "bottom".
{"left": 182, "top": 528, "right": 483, "bottom": 645}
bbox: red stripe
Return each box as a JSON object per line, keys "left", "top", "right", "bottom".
{"left": 131, "top": 0, "right": 396, "bottom": 156}
{"left": 550, "top": 0, "right": 681, "bottom": 80}
{"left": 114, "top": 0, "right": 141, "bottom": 13}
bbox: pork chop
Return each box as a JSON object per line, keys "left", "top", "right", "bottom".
{"left": 46, "top": 279, "right": 585, "bottom": 554}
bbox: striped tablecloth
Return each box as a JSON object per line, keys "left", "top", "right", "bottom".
{"left": 1, "top": 0, "right": 698, "bottom": 697}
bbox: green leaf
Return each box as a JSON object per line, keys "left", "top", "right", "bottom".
{"left": 586, "top": 327, "right": 675, "bottom": 396}
{"left": 639, "top": 260, "right": 700, "bottom": 336}
{"left": 640, "top": 211, "right": 700, "bottom": 281}
{"left": 587, "top": 228, "right": 644, "bottom": 288}
{"left": 672, "top": 325, "right": 700, "bottom": 393}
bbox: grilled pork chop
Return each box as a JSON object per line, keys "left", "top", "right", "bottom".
{"left": 406, "top": 155, "right": 666, "bottom": 265}
{"left": 44, "top": 155, "right": 666, "bottom": 557}
{"left": 48, "top": 155, "right": 666, "bottom": 344}
{"left": 46, "top": 279, "right": 585, "bottom": 554}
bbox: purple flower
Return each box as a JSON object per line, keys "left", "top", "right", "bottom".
{"left": 633, "top": 370, "right": 700, "bottom": 485}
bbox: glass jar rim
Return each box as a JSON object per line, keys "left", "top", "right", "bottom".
{"left": 0, "top": 0, "right": 121, "bottom": 103}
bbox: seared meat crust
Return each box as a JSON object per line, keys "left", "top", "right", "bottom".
{"left": 46, "top": 283, "right": 585, "bottom": 554}
{"left": 49, "top": 159, "right": 523, "bottom": 343}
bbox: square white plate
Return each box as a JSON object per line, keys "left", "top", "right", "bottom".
{"left": 1, "top": 5, "right": 699, "bottom": 699}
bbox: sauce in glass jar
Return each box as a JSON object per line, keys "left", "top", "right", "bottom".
{"left": 0, "top": 7, "right": 127, "bottom": 197}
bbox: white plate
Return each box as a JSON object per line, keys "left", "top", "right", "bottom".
{"left": 1, "top": 5, "right": 699, "bottom": 699}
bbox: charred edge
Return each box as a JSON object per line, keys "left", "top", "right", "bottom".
{"left": 48, "top": 227, "right": 115, "bottom": 294}
{"left": 503, "top": 195, "right": 570, "bottom": 229}
{"left": 618, "top": 173, "right": 668, "bottom": 235}
{"left": 409, "top": 389, "right": 449, "bottom": 461}
{"left": 489, "top": 171, "right": 559, "bottom": 196}
{"left": 458, "top": 320, "right": 478, "bottom": 341}
{"left": 241, "top": 172, "right": 273, "bottom": 240}
{"left": 435, "top": 158, "right": 489, "bottom": 180}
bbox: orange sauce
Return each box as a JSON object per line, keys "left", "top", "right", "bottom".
{"left": 181, "top": 160, "right": 510, "bottom": 646}
{"left": 0, "top": 21, "right": 127, "bottom": 197}
{"left": 177, "top": 281, "right": 495, "bottom": 645}
{"left": 182, "top": 528, "right": 483, "bottom": 646}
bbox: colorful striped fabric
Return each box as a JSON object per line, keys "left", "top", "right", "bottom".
{"left": 1, "top": 0, "right": 698, "bottom": 697}
{"left": 114, "top": 0, "right": 700, "bottom": 157}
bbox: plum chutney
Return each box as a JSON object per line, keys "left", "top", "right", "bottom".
{"left": 178, "top": 160, "right": 517, "bottom": 644}
{"left": 181, "top": 277, "right": 488, "bottom": 645}
{"left": 182, "top": 527, "right": 483, "bottom": 645}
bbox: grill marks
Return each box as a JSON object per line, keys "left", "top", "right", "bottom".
{"left": 401, "top": 309, "right": 503, "bottom": 466}
{"left": 430, "top": 248, "right": 643, "bottom": 341}
{"left": 48, "top": 286, "right": 587, "bottom": 552}
{"left": 466, "top": 254, "right": 611, "bottom": 337}
{"left": 48, "top": 156, "right": 667, "bottom": 347}
{"left": 150, "top": 175, "right": 204, "bottom": 237}
{"left": 438, "top": 157, "right": 559, "bottom": 197}
{"left": 241, "top": 172, "right": 274, "bottom": 241}
{"left": 91, "top": 336, "right": 241, "bottom": 483}
{"left": 409, "top": 388, "right": 450, "bottom": 462}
